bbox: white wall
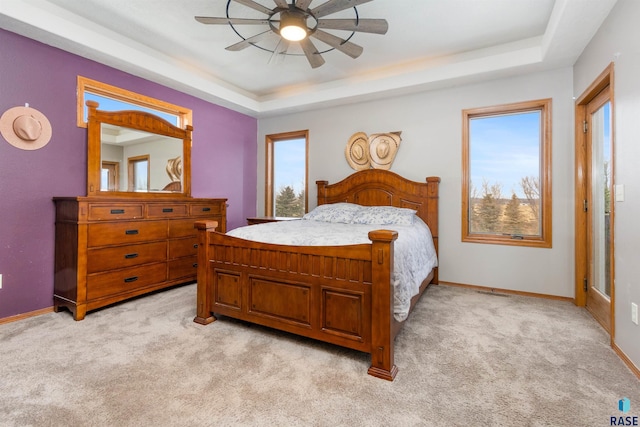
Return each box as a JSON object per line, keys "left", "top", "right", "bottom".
{"left": 124, "top": 136, "right": 182, "bottom": 191}
{"left": 258, "top": 67, "right": 575, "bottom": 298}
{"left": 573, "top": 0, "right": 640, "bottom": 370}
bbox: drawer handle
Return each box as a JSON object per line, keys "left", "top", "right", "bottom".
{"left": 124, "top": 253, "right": 139, "bottom": 259}
{"left": 110, "top": 209, "right": 125, "bottom": 214}
{"left": 193, "top": 244, "right": 198, "bottom": 249}
{"left": 125, "top": 229, "right": 139, "bottom": 235}
{"left": 201, "top": 207, "right": 211, "bottom": 212}
{"left": 193, "top": 263, "right": 198, "bottom": 268}
{"left": 124, "top": 276, "right": 138, "bottom": 283}
{"left": 162, "top": 208, "right": 174, "bottom": 213}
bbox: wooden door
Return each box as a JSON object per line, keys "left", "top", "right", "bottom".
{"left": 575, "top": 64, "right": 615, "bottom": 335}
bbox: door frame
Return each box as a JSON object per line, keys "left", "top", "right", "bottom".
{"left": 574, "top": 62, "right": 615, "bottom": 339}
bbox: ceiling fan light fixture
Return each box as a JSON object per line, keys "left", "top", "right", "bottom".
{"left": 279, "top": 11, "right": 307, "bottom": 41}
{"left": 195, "top": 0, "right": 389, "bottom": 68}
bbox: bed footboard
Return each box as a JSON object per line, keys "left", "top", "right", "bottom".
{"left": 193, "top": 221, "right": 399, "bottom": 380}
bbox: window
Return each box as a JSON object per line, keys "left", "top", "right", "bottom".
{"left": 265, "top": 131, "right": 309, "bottom": 218}
{"left": 77, "top": 76, "right": 192, "bottom": 128}
{"left": 462, "top": 99, "right": 552, "bottom": 247}
{"left": 101, "top": 161, "right": 119, "bottom": 191}
{"left": 127, "top": 155, "right": 150, "bottom": 192}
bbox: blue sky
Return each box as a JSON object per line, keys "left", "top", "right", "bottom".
{"left": 83, "top": 93, "right": 178, "bottom": 125}
{"left": 274, "top": 138, "right": 306, "bottom": 195}
{"left": 470, "top": 111, "right": 541, "bottom": 198}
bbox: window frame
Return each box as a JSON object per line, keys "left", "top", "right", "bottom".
{"left": 127, "top": 154, "right": 151, "bottom": 192}
{"left": 77, "top": 76, "right": 192, "bottom": 128}
{"left": 265, "top": 130, "right": 309, "bottom": 217}
{"left": 101, "top": 161, "right": 120, "bottom": 191}
{"left": 461, "top": 98, "right": 552, "bottom": 248}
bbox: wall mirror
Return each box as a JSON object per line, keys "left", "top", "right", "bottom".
{"left": 86, "top": 101, "right": 192, "bottom": 197}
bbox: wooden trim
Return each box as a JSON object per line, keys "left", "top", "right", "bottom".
{"left": 77, "top": 76, "right": 193, "bottom": 128}
{"left": 575, "top": 63, "right": 614, "bottom": 105}
{"left": 612, "top": 343, "right": 640, "bottom": 380}
{"left": 101, "top": 161, "right": 120, "bottom": 191}
{"left": 265, "top": 136, "right": 274, "bottom": 216}
{"left": 264, "top": 130, "right": 309, "bottom": 217}
{"left": 127, "top": 155, "right": 151, "bottom": 192}
{"left": 461, "top": 99, "right": 552, "bottom": 248}
{"left": 0, "top": 307, "right": 54, "bottom": 325}
{"left": 575, "top": 100, "right": 588, "bottom": 307}
{"left": 439, "top": 281, "right": 574, "bottom": 303}
{"left": 610, "top": 66, "right": 616, "bottom": 345}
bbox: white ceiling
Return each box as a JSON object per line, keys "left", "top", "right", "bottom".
{"left": 0, "top": 0, "right": 618, "bottom": 117}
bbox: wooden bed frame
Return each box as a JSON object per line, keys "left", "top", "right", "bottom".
{"left": 193, "top": 169, "right": 440, "bottom": 380}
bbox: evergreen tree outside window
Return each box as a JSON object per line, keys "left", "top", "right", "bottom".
{"left": 265, "top": 131, "right": 308, "bottom": 218}
{"left": 462, "top": 99, "right": 552, "bottom": 247}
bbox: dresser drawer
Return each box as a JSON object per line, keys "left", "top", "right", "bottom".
{"left": 190, "top": 203, "right": 223, "bottom": 217}
{"left": 168, "top": 256, "right": 198, "bottom": 281}
{"left": 88, "top": 204, "right": 143, "bottom": 220}
{"left": 169, "top": 237, "right": 198, "bottom": 259}
{"left": 87, "top": 241, "right": 167, "bottom": 273}
{"left": 87, "top": 263, "right": 167, "bottom": 300}
{"left": 87, "top": 221, "right": 167, "bottom": 247}
{"left": 148, "top": 204, "right": 188, "bottom": 218}
{"left": 169, "top": 219, "right": 198, "bottom": 238}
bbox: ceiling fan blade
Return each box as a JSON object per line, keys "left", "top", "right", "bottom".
{"left": 269, "top": 38, "right": 290, "bottom": 64}
{"left": 226, "top": 30, "right": 274, "bottom": 51}
{"left": 311, "top": 29, "right": 362, "bottom": 58}
{"left": 272, "top": 0, "right": 290, "bottom": 7}
{"left": 295, "top": 0, "right": 314, "bottom": 10}
{"left": 276, "top": 38, "right": 290, "bottom": 55}
{"left": 311, "top": 0, "right": 374, "bottom": 18}
{"left": 233, "top": 0, "right": 274, "bottom": 15}
{"left": 317, "top": 18, "right": 388, "bottom": 34}
{"left": 195, "top": 17, "right": 270, "bottom": 25}
{"left": 299, "top": 38, "right": 326, "bottom": 68}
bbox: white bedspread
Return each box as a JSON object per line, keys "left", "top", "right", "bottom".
{"left": 227, "top": 218, "right": 438, "bottom": 321}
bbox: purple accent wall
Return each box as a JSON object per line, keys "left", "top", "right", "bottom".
{"left": 0, "top": 29, "right": 257, "bottom": 319}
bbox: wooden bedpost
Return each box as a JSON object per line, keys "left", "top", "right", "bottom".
{"left": 193, "top": 220, "right": 217, "bottom": 325}
{"left": 426, "top": 176, "right": 440, "bottom": 284}
{"left": 367, "top": 229, "right": 399, "bottom": 381}
{"left": 316, "top": 180, "right": 329, "bottom": 205}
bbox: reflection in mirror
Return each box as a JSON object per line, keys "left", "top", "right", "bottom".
{"left": 100, "top": 124, "right": 183, "bottom": 192}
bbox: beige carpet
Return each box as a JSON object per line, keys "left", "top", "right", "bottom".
{"left": 1, "top": 283, "right": 638, "bottom": 426}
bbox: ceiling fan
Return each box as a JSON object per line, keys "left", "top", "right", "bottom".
{"left": 195, "top": 0, "right": 388, "bottom": 69}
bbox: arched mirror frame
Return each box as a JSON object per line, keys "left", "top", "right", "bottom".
{"left": 86, "top": 100, "right": 192, "bottom": 198}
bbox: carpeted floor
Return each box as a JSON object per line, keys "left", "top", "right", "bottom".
{"left": 1, "top": 283, "right": 638, "bottom": 427}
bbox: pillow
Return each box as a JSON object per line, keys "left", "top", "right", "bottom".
{"left": 302, "top": 203, "right": 362, "bottom": 223}
{"left": 351, "top": 206, "right": 417, "bottom": 225}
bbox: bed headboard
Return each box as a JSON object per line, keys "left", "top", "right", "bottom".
{"left": 316, "top": 169, "right": 440, "bottom": 254}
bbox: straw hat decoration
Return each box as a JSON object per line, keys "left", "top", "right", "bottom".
{"left": 345, "top": 132, "right": 371, "bottom": 170}
{"left": 165, "top": 156, "right": 183, "bottom": 182}
{"left": 0, "top": 104, "right": 52, "bottom": 151}
{"left": 345, "top": 131, "right": 402, "bottom": 171}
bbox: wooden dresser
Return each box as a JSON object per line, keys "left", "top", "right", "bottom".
{"left": 53, "top": 197, "right": 226, "bottom": 320}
